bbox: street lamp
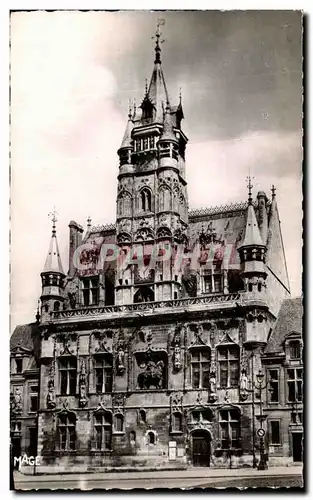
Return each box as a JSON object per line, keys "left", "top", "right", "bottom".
{"left": 254, "top": 369, "right": 268, "bottom": 471}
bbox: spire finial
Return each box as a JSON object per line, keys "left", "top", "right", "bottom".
{"left": 132, "top": 98, "right": 137, "bottom": 119}
{"left": 48, "top": 207, "right": 58, "bottom": 235}
{"left": 153, "top": 19, "right": 165, "bottom": 64}
{"left": 246, "top": 176, "right": 254, "bottom": 205}
{"left": 271, "top": 185, "right": 276, "bottom": 198}
{"left": 145, "top": 78, "right": 148, "bottom": 95}
{"left": 179, "top": 87, "right": 182, "bottom": 105}
{"left": 35, "top": 299, "right": 40, "bottom": 323}
{"left": 128, "top": 98, "right": 132, "bottom": 119}
{"left": 87, "top": 216, "right": 92, "bottom": 229}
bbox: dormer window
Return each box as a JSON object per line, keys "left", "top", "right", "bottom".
{"left": 81, "top": 277, "right": 99, "bottom": 306}
{"left": 289, "top": 341, "right": 301, "bottom": 360}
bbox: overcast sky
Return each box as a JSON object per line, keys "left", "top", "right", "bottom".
{"left": 10, "top": 10, "right": 302, "bottom": 331}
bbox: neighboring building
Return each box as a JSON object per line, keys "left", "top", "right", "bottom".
{"left": 10, "top": 32, "right": 302, "bottom": 472}
{"left": 262, "top": 297, "right": 303, "bottom": 465}
{"left": 10, "top": 323, "right": 40, "bottom": 465}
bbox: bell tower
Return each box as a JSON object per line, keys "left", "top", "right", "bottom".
{"left": 40, "top": 210, "right": 65, "bottom": 321}
{"left": 115, "top": 22, "right": 189, "bottom": 305}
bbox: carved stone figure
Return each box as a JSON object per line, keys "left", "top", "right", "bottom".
{"left": 46, "top": 379, "right": 56, "bottom": 409}
{"left": 138, "top": 360, "right": 164, "bottom": 389}
{"left": 209, "top": 371, "right": 218, "bottom": 402}
{"left": 116, "top": 346, "right": 126, "bottom": 374}
{"left": 173, "top": 346, "right": 182, "bottom": 371}
{"left": 79, "top": 359, "right": 88, "bottom": 408}
{"left": 240, "top": 369, "right": 249, "bottom": 392}
{"left": 68, "top": 291, "right": 76, "bottom": 309}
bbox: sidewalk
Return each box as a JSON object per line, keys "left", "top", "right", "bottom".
{"left": 14, "top": 465, "right": 303, "bottom": 483}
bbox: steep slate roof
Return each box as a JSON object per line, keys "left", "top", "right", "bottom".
{"left": 264, "top": 297, "right": 303, "bottom": 354}
{"left": 43, "top": 231, "right": 65, "bottom": 274}
{"left": 238, "top": 203, "right": 264, "bottom": 248}
{"left": 10, "top": 322, "right": 41, "bottom": 360}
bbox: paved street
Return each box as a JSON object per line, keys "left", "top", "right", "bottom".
{"left": 13, "top": 466, "right": 303, "bottom": 490}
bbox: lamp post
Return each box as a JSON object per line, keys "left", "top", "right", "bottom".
{"left": 255, "top": 369, "right": 268, "bottom": 471}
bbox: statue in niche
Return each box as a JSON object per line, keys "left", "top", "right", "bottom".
{"left": 239, "top": 369, "right": 249, "bottom": 401}
{"left": 46, "top": 379, "right": 56, "bottom": 409}
{"left": 209, "top": 371, "right": 218, "bottom": 402}
{"left": 79, "top": 359, "right": 88, "bottom": 408}
{"left": 173, "top": 346, "right": 182, "bottom": 371}
{"left": 138, "top": 359, "right": 164, "bottom": 389}
{"left": 116, "top": 345, "right": 126, "bottom": 374}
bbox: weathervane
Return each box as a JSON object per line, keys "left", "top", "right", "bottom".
{"left": 48, "top": 207, "right": 58, "bottom": 234}
{"left": 152, "top": 19, "right": 165, "bottom": 63}
{"left": 246, "top": 175, "right": 254, "bottom": 205}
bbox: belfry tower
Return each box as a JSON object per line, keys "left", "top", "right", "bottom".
{"left": 115, "top": 24, "right": 189, "bottom": 305}
{"left": 40, "top": 210, "right": 65, "bottom": 321}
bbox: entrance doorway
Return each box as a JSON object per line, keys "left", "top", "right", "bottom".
{"left": 192, "top": 430, "right": 211, "bottom": 467}
{"left": 292, "top": 432, "right": 303, "bottom": 462}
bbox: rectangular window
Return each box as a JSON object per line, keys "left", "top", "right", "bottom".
{"left": 30, "top": 396, "right": 38, "bottom": 412}
{"left": 82, "top": 277, "right": 99, "bottom": 306}
{"left": 191, "top": 349, "right": 210, "bottom": 389}
{"left": 95, "top": 356, "right": 113, "bottom": 394}
{"left": 218, "top": 346, "right": 240, "bottom": 388}
{"left": 94, "top": 413, "right": 112, "bottom": 450}
{"left": 59, "top": 358, "right": 77, "bottom": 395}
{"left": 219, "top": 410, "right": 240, "bottom": 449}
{"left": 57, "top": 414, "right": 76, "bottom": 451}
{"left": 268, "top": 369, "right": 279, "bottom": 403}
{"left": 270, "top": 421, "right": 280, "bottom": 444}
{"left": 290, "top": 341, "right": 301, "bottom": 360}
{"left": 15, "top": 359, "right": 23, "bottom": 374}
{"left": 287, "top": 368, "right": 303, "bottom": 403}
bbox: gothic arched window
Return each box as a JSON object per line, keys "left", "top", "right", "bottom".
{"left": 114, "top": 413, "right": 124, "bottom": 432}
{"left": 134, "top": 287, "right": 154, "bottom": 303}
{"left": 147, "top": 431, "right": 155, "bottom": 445}
{"left": 140, "top": 188, "right": 152, "bottom": 212}
{"left": 117, "top": 191, "right": 132, "bottom": 217}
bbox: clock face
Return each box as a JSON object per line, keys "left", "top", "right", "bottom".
{"left": 257, "top": 428, "right": 265, "bottom": 438}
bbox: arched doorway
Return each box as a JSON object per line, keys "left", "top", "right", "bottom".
{"left": 191, "top": 430, "right": 211, "bottom": 467}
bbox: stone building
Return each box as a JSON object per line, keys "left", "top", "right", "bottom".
{"left": 10, "top": 31, "right": 302, "bottom": 472}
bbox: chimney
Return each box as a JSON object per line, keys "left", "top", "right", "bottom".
{"left": 68, "top": 221, "right": 84, "bottom": 277}
{"left": 257, "top": 191, "right": 268, "bottom": 245}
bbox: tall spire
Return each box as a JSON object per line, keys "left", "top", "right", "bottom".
{"left": 147, "top": 19, "right": 169, "bottom": 123}
{"left": 239, "top": 179, "right": 264, "bottom": 248}
{"left": 43, "top": 209, "right": 65, "bottom": 274}
{"left": 119, "top": 102, "right": 134, "bottom": 150}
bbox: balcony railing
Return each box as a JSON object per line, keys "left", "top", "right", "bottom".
{"left": 51, "top": 293, "right": 242, "bottom": 321}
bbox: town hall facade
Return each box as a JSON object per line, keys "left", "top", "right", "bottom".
{"left": 10, "top": 29, "right": 303, "bottom": 473}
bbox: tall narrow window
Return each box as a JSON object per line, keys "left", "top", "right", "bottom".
{"left": 95, "top": 355, "right": 113, "bottom": 394}
{"left": 140, "top": 188, "right": 152, "bottom": 212}
{"left": 29, "top": 385, "right": 39, "bottom": 413}
{"left": 269, "top": 421, "right": 280, "bottom": 444}
{"left": 82, "top": 277, "right": 99, "bottom": 306}
{"left": 190, "top": 348, "right": 210, "bottom": 389}
{"left": 218, "top": 345, "right": 240, "bottom": 388}
{"left": 219, "top": 409, "right": 240, "bottom": 449}
{"left": 268, "top": 369, "right": 279, "bottom": 403}
{"left": 94, "top": 412, "right": 112, "bottom": 450}
{"left": 57, "top": 413, "right": 76, "bottom": 451}
{"left": 59, "top": 358, "right": 77, "bottom": 395}
{"left": 114, "top": 414, "right": 124, "bottom": 433}
{"left": 147, "top": 431, "right": 155, "bottom": 445}
{"left": 287, "top": 368, "right": 303, "bottom": 402}
{"left": 289, "top": 341, "right": 301, "bottom": 360}
{"left": 15, "top": 359, "right": 23, "bottom": 374}
{"left": 203, "top": 263, "right": 222, "bottom": 294}
{"left": 172, "top": 412, "right": 183, "bottom": 433}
